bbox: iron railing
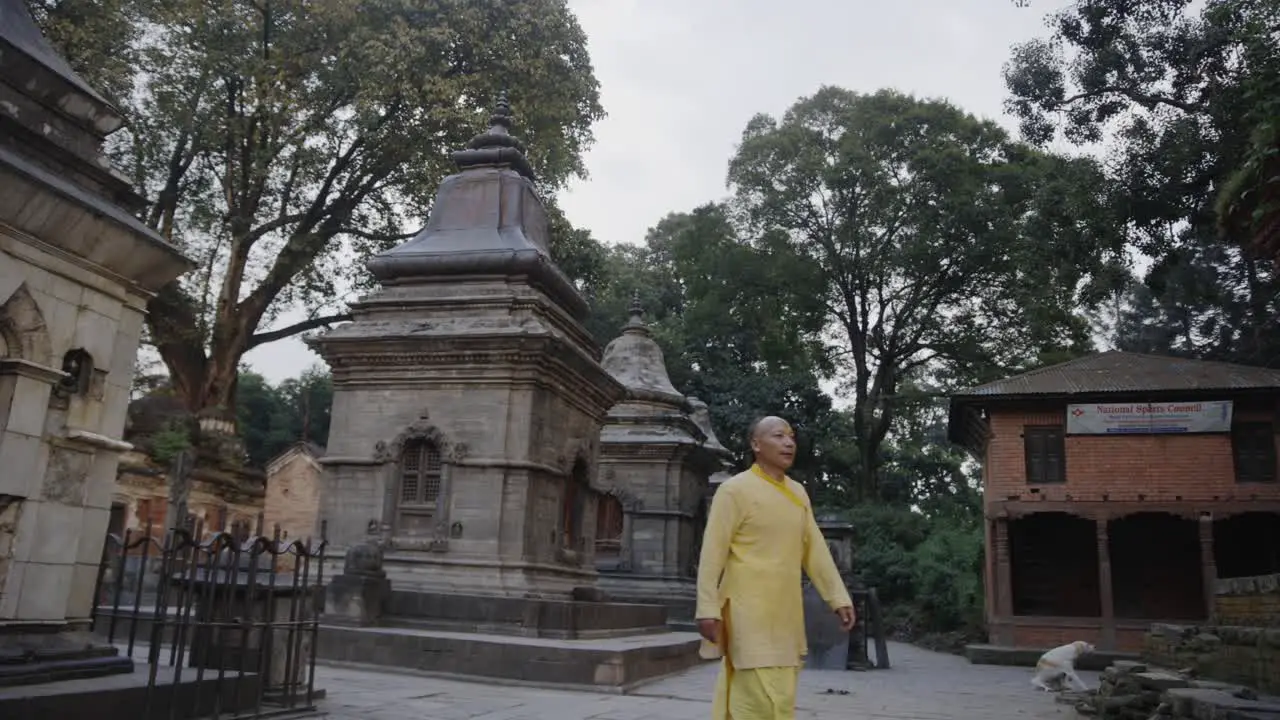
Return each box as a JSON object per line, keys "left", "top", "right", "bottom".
{"left": 92, "top": 520, "right": 327, "bottom": 720}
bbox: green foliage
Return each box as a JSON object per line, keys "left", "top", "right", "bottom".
{"left": 150, "top": 421, "right": 193, "bottom": 466}
{"left": 725, "top": 87, "right": 1121, "bottom": 501}
{"left": 583, "top": 204, "right": 849, "bottom": 488}
{"left": 1005, "top": 0, "right": 1280, "bottom": 366}
{"left": 235, "top": 366, "right": 332, "bottom": 468}
{"left": 845, "top": 504, "right": 985, "bottom": 639}
{"left": 30, "top": 0, "right": 606, "bottom": 416}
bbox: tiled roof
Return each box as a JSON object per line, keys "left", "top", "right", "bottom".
{"left": 953, "top": 351, "right": 1280, "bottom": 399}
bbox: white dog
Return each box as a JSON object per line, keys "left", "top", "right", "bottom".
{"left": 1030, "top": 640, "right": 1094, "bottom": 692}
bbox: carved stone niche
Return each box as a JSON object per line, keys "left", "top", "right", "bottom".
{"left": 374, "top": 414, "right": 468, "bottom": 553}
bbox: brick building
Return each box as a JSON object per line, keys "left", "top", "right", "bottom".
{"left": 111, "top": 449, "right": 265, "bottom": 541}
{"left": 948, "top": 351, "right": 1280, "bottom": 652}
{"left": 261, "top": 441, "right": 324, "bottom": 544}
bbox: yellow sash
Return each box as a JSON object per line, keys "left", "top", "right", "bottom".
{"left": 750, "top": 464, "right": 807, "bottom": 511}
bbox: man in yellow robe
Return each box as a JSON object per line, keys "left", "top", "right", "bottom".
{"left": 695, "top": 416, "right": 855, "bottom": 720}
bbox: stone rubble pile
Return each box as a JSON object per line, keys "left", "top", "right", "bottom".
{"left": 1059, "top": 659, "right": 1280, "bottom": 719}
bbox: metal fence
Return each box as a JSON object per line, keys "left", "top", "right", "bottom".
{"left": 92, "top": 520, "right": 327, "bottom": 720}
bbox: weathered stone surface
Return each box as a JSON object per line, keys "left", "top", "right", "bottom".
{"left": 1144, "top": 622, "right": 1280, "bottom": 694}
{"left": 310, "top": 96, "right": 625, "bottom": 597}
{"left": 308, "top": 95, "right": 700, "bottom": 689}
{"left": 0, "top": 0, "right": 192, "bottom": 692}
{"left": 1076, "top": 658, "right": 1280, "bottom": 719}
{"left": 316, "top": 625, "right": 703, "bottom": 692}
{"left": 1134, "top": 671, "right": 1193, "bottom": 691}
{"left": 593, "top": 298, "right": 731, "bottom": 614}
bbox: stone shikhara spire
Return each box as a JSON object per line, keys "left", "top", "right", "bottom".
{"left": 451, "top": 91, "right": 537, "bottom": 181}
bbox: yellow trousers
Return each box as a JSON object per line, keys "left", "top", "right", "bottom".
{"left": 710, "top": 660, "right": 799, "bottom": 720}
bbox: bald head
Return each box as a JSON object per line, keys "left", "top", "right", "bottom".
{"left": 748, "top": 416, "right": 796, "bottom": 473}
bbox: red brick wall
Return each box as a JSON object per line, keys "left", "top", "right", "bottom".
{"left": 984, "top": 404, "right": 1280, "bottom": 503}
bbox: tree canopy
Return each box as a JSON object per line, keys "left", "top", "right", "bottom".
{"left": 1004, "top": 0, "right": 1280, "bottom": 366}
{"left": 30, "top": 0, "right": 607, "bottom": 419}
{"left": 725, "top": 87, "right": 1124, "bottom": 500}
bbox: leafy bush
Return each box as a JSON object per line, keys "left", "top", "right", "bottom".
{"left": 843, "top": 504, "right": 986, "bottom": 649}
{"left": 150, "top": 421, "right": 192, "bottom": 466}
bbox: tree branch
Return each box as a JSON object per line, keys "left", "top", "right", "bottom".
{"left": 247, "top": 312, "right": 353, "bottom": 350}
{"left": 1060, "top": 84, "right": 1200, "bottom": 114}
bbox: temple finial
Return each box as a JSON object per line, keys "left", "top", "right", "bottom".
{"left": 452, "top": 89, "right": 536, "bottom": 180}
{"left": 623, "top": 291, "right": 649, "bottom": 335}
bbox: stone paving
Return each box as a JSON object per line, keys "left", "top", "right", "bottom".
{"left": 315, "top": 641, "right": 1098, "bottom": 720}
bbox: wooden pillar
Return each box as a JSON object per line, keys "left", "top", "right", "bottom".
{"left": 1096, "top": 515, "right": 1116, "bottom": 649}
{"left": 1199, "top": 513, "right": 1217, "bottom": 623}
{"left": 993, "top": 515, "right": 1014, "bottom": 645}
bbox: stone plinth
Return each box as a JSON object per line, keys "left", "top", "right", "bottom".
{"left": 593, "top": 300, "right": 733, "bottom": 616}
{"left": 0, "top": 0, "right": 192, "bottom": 689}
{"left": 309, "top": 97, "right": 624, "bottom": 599}
{"left": 323, "top": 542, "right": 391, "bottom": 627}
{"left": 317, "top": 624, "right": 702, "bottom": 692}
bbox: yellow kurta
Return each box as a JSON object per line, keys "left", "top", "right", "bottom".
{"left": 696, "top": 467, "right": 853, "bottom": 667}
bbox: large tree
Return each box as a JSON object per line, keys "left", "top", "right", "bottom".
{"left": 31, "top": 0, "right": 605, "bottom": 418}
{"left": 1004, "top": 0, "right": 1280, "bottom": 366}
{"left": 585, "top": 205, "right": 856, "bottom": 495}
{"left": 727, "top": 87, "right": 1124, "bottom": 501}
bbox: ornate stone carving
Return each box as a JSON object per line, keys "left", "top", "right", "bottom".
{"left": 603, "top": 486, "right": 644, "bottom": 512}
{"left": 0, "top": 283, "right": 52, "bottom": 366}
{"left": 558, "top": 437, "right": 596, "bottom": 480}
{"left": 374, "top": 414, "right": 466, "bottom": 464}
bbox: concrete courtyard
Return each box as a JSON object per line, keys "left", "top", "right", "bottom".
{"left": 315, "top": 641, "right": 1096, "bottom": 720}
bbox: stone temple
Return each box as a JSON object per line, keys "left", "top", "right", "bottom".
{"left": 594, "top": 296, "right": 733, "bottom": 619}
{"left": 310, "top": 96, "right": 703, "bottom": 689}
{"left": 0, "top": 0, "right": 193, "bottom": 711}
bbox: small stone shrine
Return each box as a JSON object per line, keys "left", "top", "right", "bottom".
{"left": 594, "top": 297, "right": 734, "bottom": 616}
{"left": 310, "top": 95, "right": 702, "bottom": 689}
{"left": 310, "top": 94, "right": 624, "bottom": 596}
{"left": 0, "top": 0, "right": 193, "bottom": 714}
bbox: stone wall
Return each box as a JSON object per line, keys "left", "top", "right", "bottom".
{"left": 1071, "top": 659, "right": 1280, "bottom": 719}
{"left": 1214, "top": 573, "right": 1280, "bottom": 627}
{"left": 262, "top": 444, "right": 322, "bottom": 544}
{"left": 1143, "top": 623, "right": 1280, "bottom": 694}
{"left": 113, "top": 450, "right": 265, "bottom": 539}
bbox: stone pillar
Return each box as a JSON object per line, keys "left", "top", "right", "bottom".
{"left": 993, "top": 515, "right": 1014, "bottom": 645}
{"left": 1199, "top": 512, "right": 1217, "bottom": 622}
{"left": 1096, "top": 516, "right": 1116, "bottom": 649}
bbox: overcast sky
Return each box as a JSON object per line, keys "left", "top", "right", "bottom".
{"left": 243, "top": 0, "right": 1069, "bottom": 384}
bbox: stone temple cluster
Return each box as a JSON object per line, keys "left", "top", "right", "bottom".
{"left": 306, "top": 93, "right": 736, "bottom": 687}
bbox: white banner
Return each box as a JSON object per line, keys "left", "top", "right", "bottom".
{"left": 1065, "top": 401, "right": 1233, "bottom": 435}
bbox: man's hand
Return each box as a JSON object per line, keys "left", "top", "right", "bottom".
{"left": 835, "top": 606, "right": 856, "bottom": 632}
{"left": 697, "top": 618, "right": 722, "bottom": 644}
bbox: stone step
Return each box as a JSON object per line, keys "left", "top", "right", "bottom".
{"left": 382, "top": 590, "right": 671, "bottom": 640}
{"left": 0, "top": 666, "right": 265, "bottom": 720}
{"left": 316, "top": 624, "right": 705, "bottom": 692}
{"left": 384, "top": 614, "right": 670, "bottom": 639}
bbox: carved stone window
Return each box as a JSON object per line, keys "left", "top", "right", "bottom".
{"left": 397, "top": 438, "right": 443, "bottom": 534}
{"left": 595, "top": 494, "right": 625, "bottom": 557}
